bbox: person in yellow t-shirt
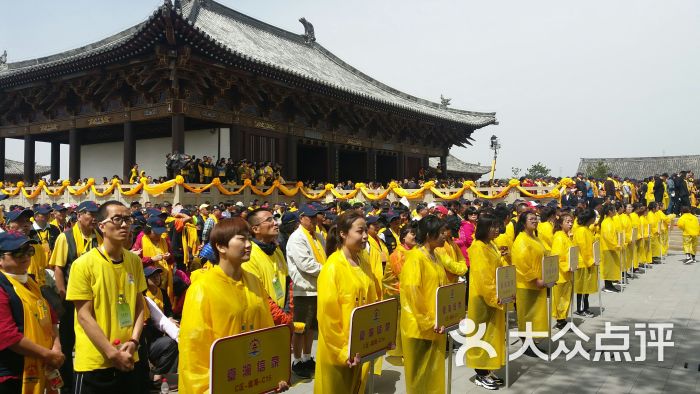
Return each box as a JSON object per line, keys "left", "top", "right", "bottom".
{"left": 314, "top": 212, "right": 380, "bottom": 394}
{"left": 66, "top": 201, "right": 146, "bottom": 392}
{"left": 677, "top": 206, "right": 699, "bottom": 264}
{"left": 4, "top": 209, "right": 49, "bottom": 289}
{"left": 0, "top": 232, "right": 64, "bottom": 394}
{"left": 400, "top": 215, "right": 449, "bottom": 394}
{"left": 178, "top": 217, "right": 287, "bottom": 394}
{"left": 466, "top": 214, "right": 506, "bottom": 390}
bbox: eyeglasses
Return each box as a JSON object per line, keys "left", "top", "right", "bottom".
{"left": 101, "top": 216, "right": 135, "bottom": 226}
{"left": 251, "top": 216, "right": 275, "bottom": 226}
{"left": 5, "top": 246, "right": 36, "bottom": 259}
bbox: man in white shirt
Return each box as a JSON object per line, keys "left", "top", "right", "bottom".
{"left": 286, "top": 204, "right": 326, "bottom": 378}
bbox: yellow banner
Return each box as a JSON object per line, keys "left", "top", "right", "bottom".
{"left": 348, "top": 298, "right": 399, "bottom": 361}
{"left": 496, "top": 265, "right": 516, "bottom": 304}
{"left": 435, "top": 282, "right": 467, "bottom": 329}
{"left": 210, "top": 325, "right": 291, "bottom": 394}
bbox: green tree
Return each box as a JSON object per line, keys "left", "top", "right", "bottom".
{"left": 586, "top": 160, "right": 610, "bottom": 179}
{"left": 525, "top": 162, "right": 551, "bottom": 179}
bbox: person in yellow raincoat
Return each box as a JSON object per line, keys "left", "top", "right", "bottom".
{"left": 655, "top": 207, "right": 671, "bottom": 256}
{"left": 550, "top": 212, "right": 574, "bottom": 329}
{"left": 600, "top": 204, "right": 621, "bottom": 293}
{"left": 619, "top": 203, "right": 634, "bottom": 278}
{"left": 314, "top": 212, "right": 381, "bottom": 394}
{"left": 638, "top": 205, "right": 651, "bottom": 266}
{"left": 466, "top": 214, "right": 506, "bottom": 391}
{"left": 629, "top": 203, "right": 642, "bottom": 272}
{"left": 0, "top": 232, "right": 64, "bottom": 394}
{"left": 537, "top": 206, "right": 556, "bottom": 253}
{"left": 572, "top": 209, "right": 598, "bottom": 317}
{"left": 382, "top": 225, "right": 417, "bottom": 359}
{"left": 492, "top": 205, "right": 514, "bottom": 266}
{"left": 646, "top": 202, "right": 662, "bottom": 263}
{"left": 400, "top": 215, "right": 448, "bottom": 394}
{"left": 511, "top": 211, "right": 550, "bottom": 349}
{"left": 434, "top": 215, "right": 468, "bottom": 284}
{"left": 178, "top": 218, "right": 288, "bottom": 394}
{"left": 677, "top": 206, "right": 699, "bottom": 263}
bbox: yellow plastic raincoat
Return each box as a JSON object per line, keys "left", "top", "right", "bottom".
{"left": 537, "top": 221, "right": 554, "bottom": 253}
{"left": 572, "top": 225, "right": 598, "bottom": 294}
{"left": 466, "top": 240, "right": 505, "bottom": 370}
{"left": 600, "top": 217, "right": 621, "bottom": 281}
{"left": 550, "top": 231, "right": 573, "bottom": 320}
{"left": 511, "top": 232, "right": 548, "bottom": 336}
{"left": 178, "top": 266, "right": 274, "bottom": 394}
{"left": 435, "top": 239, "right": 467, "bottom": 283}
{"left": 399, "top": 247, "right": 447, "bottom": 394}
{"left": 314, "top": 249, "right": 378, "bottom": 394}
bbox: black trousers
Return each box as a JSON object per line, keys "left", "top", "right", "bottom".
{"left": 74, "top": 368, "right": 142, "bottom": 394}
{"left": 149, "top": 336, "right": 179, "bottom": 375}
{"left": 59, "top": 300, "right": 75, "bottom": 391}
{"left": 0, "top": 379, "right": 21, "bottom": 394}
{"left": 576, "top": 294, "right": 590, "bottom": 312}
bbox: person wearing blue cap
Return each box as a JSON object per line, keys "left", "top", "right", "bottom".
{"left": 0, "top": 231, "right": 65, "bottom": 394}
{"left": 49, "top": 204, "right": 69, "bottom": 232}
{"left": 5, "top": 209, "right": 50, "bottom": 291}
{"left": 29, "top": 205, "right": 61, "bottom": 258}
{"left": 48, "top": 200, "right": 102, "bottom": 393}
{"left": 67, "top": 200, "right": 146, "bottom": 392}
{"left": 286, "top": 203, "right": 325, "bottom": 378}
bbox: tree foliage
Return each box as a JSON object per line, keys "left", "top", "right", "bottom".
{"left": 525, "top": 162, "right": 551, "bottom": 179}
{"left": 586, "top": 160, "right": 611, "bottom": 179}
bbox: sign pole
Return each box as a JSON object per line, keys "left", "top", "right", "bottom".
{"left": 570, "top": 272, "right": 575, "bottom": 323}
{"left": 547, "top": 287, "right": 552, "bottom": 361}
{"left": 367, "top": 360, "right": 376, "bottom": 394}
{"left": 597, "top": 265, "right": 604, "bottom": 318}
{"left": 620, "top": 246, "right": 625, "bottom": 292}
{"left": 446, "top": 333, "right": 453, "bottom": 394}
{"left": 504, "top": 303, "right": 510, "bottom": 390}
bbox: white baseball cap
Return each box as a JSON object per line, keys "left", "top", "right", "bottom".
{"left": 198, "top": 204, "right": 210, "bottom": 210}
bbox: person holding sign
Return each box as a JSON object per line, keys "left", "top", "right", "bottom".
{"left": 550, "top": 213, "right": 574, "bottom": 329}
{"left": 314, "top": 211, "right": 379, "bottom": 393}
{"left": 400, "top": 215, "right": 448, "bottom": 394}
{"left": 178, "top": 218, "right": 287, "bottom": 394}
{"left": 67, "top": 201, "right": 147, "bottom": 393}
{"left": 572, "top": 209, "right": 598, "bottom": 317}
{"left": 600, "top": 204, "right": 621, "bottom": 293}
{"left": 512, "top": 211, "right": 550, "bottom": 352}
{"left": 466, "top": 214, "right": 505, "bottom": 390}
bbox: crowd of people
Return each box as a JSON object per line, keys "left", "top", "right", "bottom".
{"left": 0, "top": 169, "right": 698, "bottom": 394}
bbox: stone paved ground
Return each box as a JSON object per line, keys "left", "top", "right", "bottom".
{"left": 287, "top": 226, "right": 700, "bottom": 394}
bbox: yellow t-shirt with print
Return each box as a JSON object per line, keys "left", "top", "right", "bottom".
{"left": 66, "top": 248, "right": 147, "bottom": 371}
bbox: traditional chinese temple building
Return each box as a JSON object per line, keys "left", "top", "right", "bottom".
{"left": 0, "top": 0, "right": 496, "bottom": 183}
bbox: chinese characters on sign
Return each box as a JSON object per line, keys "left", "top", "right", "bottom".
{"left": 541, "top": 255, "right": 559, "bottom": 286}
{"left": 496, "top": 265, "right": 516, "bottom": 304}
{"left": 210, "top": 325, "right": 291, "bottom": 394}
{"left": 348, "top": 298, "right": 399, "bottom": 361}
{"left": 435, "top": 282, "right": 468, "bottom": 330}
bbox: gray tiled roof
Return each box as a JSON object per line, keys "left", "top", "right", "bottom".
{"left": 4, "top": 159, "right": 51, "bottom": 176}
{"left": 577, "top": 155, "right": 700, "bottom": 180}
{"left": 429, "top": 154, "right": 490, "bottom": 175}
{"left": 1, "top": 0, "right": 496, "bottom": 128}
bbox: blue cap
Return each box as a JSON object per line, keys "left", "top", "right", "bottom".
{"left": 0, "top": 231, "right": 38, "bottom": 251}
{"left": 77, "top": 201, "right": 99, "bottom": 213}
{"left": 298, "top": 205, "right": 319, "bottom": 217}
{"left": 51, "top": 203, "right": 67, "bottom": 211}
{"left": 6, "top": 209, "right": 34, "bottom": 223}
{"left": 325, "top": 213, "right": 338, "bottom": 222}
{"left": 365, "top": 215, "right": 380, "bottom": 225}
{"left": 147, "top": 216, "right": 168, "bottom": 235}
{"left": 146, "top": 208, "right": 167, "bottom": 218}
{"left": 179, "top": 209, "right": 192, "bottom": 216}
{"left": 385, "top": 213, "right": 400, "bottom": 223}
{"left": 144, "top": 265, "right": 163, "bottom": 277}
{"left": 34, "top": 204, "right": 52, "bottom": 215}
{"left": 311, "top": 202, "right": 328, "bottom": 212}
{"left": 281, "top": 211, "right": 299, "bottom": 225}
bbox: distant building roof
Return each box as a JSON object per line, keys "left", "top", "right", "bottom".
{"left": 577, "top": 155, "right": 700, "bottom": 180}
{"left": 429, "top": 154, "right": 490, "bottom": 176}
{"left": 0, "top": 0, "right": 496, "bottom": 129}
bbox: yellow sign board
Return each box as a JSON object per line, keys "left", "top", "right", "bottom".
{"left": 541, "top": 255, "right": 559, "bottom": 285}
{"left": 496, "top": 265, "right": 516, "bottom": 304}
{"left": 568, "top": 246, "right": 579, "bottom": 272}
{"left": 348, "top": 298, "right": 399, "bottom": 361}
{"left": 592, "top": 240, "right": 601, "bottom": 266}
{"left": 435, "top": 282, "right": 467, "bottom": 330}
{"left": 210, "top": 325, "right": 291, "bottom": 394}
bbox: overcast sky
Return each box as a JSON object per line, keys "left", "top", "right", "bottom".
{"left": 2, "top": 0, "right": 699, "bottom": 179}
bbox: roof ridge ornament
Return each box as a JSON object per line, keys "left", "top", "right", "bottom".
{"left": 299, "top": 17, "right": 316, "bottom": 44}
{"left": 440, "top": 94, "right": 451, "bottom": 108}
{"left": 0, "top": 51, "right": 7, "bottom": 71}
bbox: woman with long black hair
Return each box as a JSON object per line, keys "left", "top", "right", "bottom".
{"left": 572, "top": 209, "right": 598, "bottom": 317}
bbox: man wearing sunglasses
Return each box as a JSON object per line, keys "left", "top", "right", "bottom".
{"left": 5, "top": 209, "right": 49, "bottom": 289}
{"left": 0, "top": 231, "right": 65, "bottom": 394}
{"left": 48, "top": 200, "right": 103, "bottom": 393}
{"left": 67, "top": 200, "right": 147, "bottom": 393}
